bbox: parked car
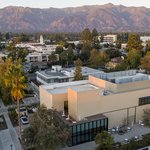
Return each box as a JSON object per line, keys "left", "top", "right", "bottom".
{"left": 21, "top": 116, "right": 29, "bottom": 125}
{"left": 16, "top": 107, "right": 28, "bottom": 116}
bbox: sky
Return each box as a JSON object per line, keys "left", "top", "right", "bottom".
{"left": 1, "top": 0, "right": 150, "bottom": 9}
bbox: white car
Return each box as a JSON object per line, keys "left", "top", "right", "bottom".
{"left": 21, "top": 116, "right": 29, "bottom": 125}
{"left": 16, "top": 107, "right": 28, "bottom": 116}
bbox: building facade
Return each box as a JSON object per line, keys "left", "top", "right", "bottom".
{"left": 40, "top": 70, "right": 150, "bottom": 145}
{"left": 36, "top": 65, "right": 102, "bottom": 85}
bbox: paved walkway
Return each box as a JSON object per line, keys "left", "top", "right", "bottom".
{"left": 112, "top": 124, "right": 150, "bottom": 142}
{"left": 62, "top": 124, "right": 150, "bottom": 150}
{"left": 0, "top": 99, "right": 22, "bottom": 150}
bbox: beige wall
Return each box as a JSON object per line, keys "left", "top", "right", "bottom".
{"left": 89, "top": 75, "right": 150, "bottom": 93}
{"left": 40, "top": 86, "right": 53, "bottom": 109}
{"left": 89, "top": 76, "right": 118, "bottom": 92}
{"left": 68, "top": 88, "right": 78, "bottom": 120}
{"left": 117, "top": 80, "right": 150, "bottom": 93}
{"left": 52, "top": 94, "right": 67, "bottom": 111}
{"left": 40, "top": 86, "right": 67, "bottom": 111}
{"left": 73, "top": 88, "right": 150, "bottom": 128}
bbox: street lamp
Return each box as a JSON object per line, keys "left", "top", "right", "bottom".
{"left": 10, "top": 144, "right": 13, "bottom": 150}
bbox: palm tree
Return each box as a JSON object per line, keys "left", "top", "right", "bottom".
{"left": 4, "top": 60, "right": 27, "bottom": 137}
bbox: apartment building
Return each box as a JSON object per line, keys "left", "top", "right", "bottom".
{"left": 40, "top": 70, "right": 150, "bottom": 146}
{"left": 103, "top": 34, "right": 117, "bottom": 43}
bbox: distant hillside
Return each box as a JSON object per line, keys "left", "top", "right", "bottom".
{"left": 0, "top": 3, "right": 150, "bottom": 32}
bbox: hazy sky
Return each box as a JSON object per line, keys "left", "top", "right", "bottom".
{"left": 1, "top": 0, "right": 150, "bottom": 8}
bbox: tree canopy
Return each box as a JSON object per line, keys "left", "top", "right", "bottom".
{"left": 127, "top": 33, "right": 142, "bottom": 51}
{"left": 95, "top": 131, "right": 114, "bottom": 150}
{"left": 22, "top": 106, "right": 69, "bottom": 150}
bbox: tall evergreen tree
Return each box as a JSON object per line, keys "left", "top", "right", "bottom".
{"left": 92, "top": 28, "right": 99, "bottom": 48}
{"left": 67, "top": 45, "right": 74, "bottom": 65}
{"left": 74, "top": 58, "right": 83, "bottom": 81}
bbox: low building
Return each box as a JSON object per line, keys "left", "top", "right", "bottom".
{"left": 36, "top": 65, "right": 102, "bottom": 85}
{"left": 121, "top": 43, "right": 127, "bottom": 49}
{"left": 103, "top": 34, "right": 117, "bottom": 43}
{"left": 140, "top": 36, "right": 150, "bottom": 43}
{"left": 40, "top": 70, "right": 150, "bottom": 146}
{"left": 106, "top": 57, "right": 122, "bottom": 69}
{"left": 25, "top": 52, "right": 49, "bottom": 63}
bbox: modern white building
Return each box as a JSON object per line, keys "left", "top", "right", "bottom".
{"left": 40, "top": 70, "right": 150, "bottom": 146}
{"left": 16, "top": 35, "right": 60, "bottom": 63}
{"left": 103, "top": 34, "right": 117, "bottom": 43}
{"left": 140, "top": 36, "right": 150, "bottom": 43}
{"left": 36, "top": 65, "right": 102, "bottom": 85}
{"left": 25, "top": 52, "right": 49, "bottom": 63}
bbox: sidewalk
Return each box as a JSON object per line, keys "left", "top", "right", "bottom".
{"left": 0, "top": 98, "right": 22, "bottom": 150}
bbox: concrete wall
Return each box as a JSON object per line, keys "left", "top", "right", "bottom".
{"left": 74, "top": 88, "right": 150, "bottom": 128}
{"left": 40, "top": 86, "right": 53, "bottom": 109}
{"left": 52, "top": 94, "right": 67, "bottom": 111}
{"left": 40, "top": 86, "right": 67, "bottom": 111}
{"left": 89, "top": 75, "right": 150, "bottom": 93}
{"left": 89, "top": 76, "right": 118, "bottom": 92}
{"left": 116, "top": 80, "right": 150, "bottom": 93}
{"left": 68, "top": 88, "right": 78, "bottom": 120}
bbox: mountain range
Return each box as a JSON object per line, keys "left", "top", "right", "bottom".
{"left": 0, "top": 3, "right": 150, "bottom": 32}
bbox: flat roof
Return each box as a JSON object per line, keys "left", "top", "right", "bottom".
{"left": 71, "top": 84, "right": 99, "bottom": 92}
{"left": 56, "top": 112, "right": 107, "bottom": 126}
{"left": 47, "top": 83, "right": 98, "bottom": 94}
{"left": 94, "top": 70, "right": 150, "bottom": 84}
{"left": 36, "top": 66, "right": 102, "bottom": 79}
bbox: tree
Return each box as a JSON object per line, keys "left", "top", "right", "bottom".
{"left": 81, "top": 28, "right": 92, "bottom": 47}
{"left": 92, "top": 28, "right": 99, "bottom": 48}
{"left": 80, "top": 45, "right": 91, "bottom": 62}
{"left": 127, "top": 33, "right": 142, "bottom": 51}
{"left": 0, "top": 58, "right": 13, "bottom": 104}
{"left": 74, "top": 58, "right": 83, "bottom": 81}
{"left": 67, "top": 45, "right": 74, "bottom": 65}
{"left": 127, "top": 49, "right": 141, "bottom": 69}
{"left": 95, "top": 131, "right": 114, "bottom": 150}
{"left": 145, "top": 40, "right": 150, "bottom": 52}
{"left": 55, "top": 46, "right": 64, "bottom": 54}
{"left": 48, "top": 52, "right": 57, "bottom": 63}
{"left": 8, "top": 48, "right": 28, "bottom": 62}
{"left": 89, "top": 48, "right": 99, "bottom": 68}
{"left": 143, "top": 109, "right": 150, "bottom": 127}
{"left": 60, "top": 51, "right": 67, "bottom": 67}
{"left": 98, "top": 51, "right": 109, "bottom": 66}
{"left": 4, "top": 60, "right": 27, "bottom": 137}
{"left": 22, "top": 106, "right": 69, "bottom": 150}
{"left": 140, "top": 53, "right": 150, "bottom": 71}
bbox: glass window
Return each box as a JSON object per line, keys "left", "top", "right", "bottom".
{"left": 89, "top": 122, "right": 93, "bottom": 129}
{"left": 97, "top": 120, "right": 100, "bottom": 127}
{"left": 85, "top": 123, "right": 88, "bottom": 130}
{"left": 77, "top": 125, "right": 80, "bottom": 132}
{"left": 81, "top": 124, "right": 84, "bottom": 131}
{"left": 101, "top": 119, "right": 104, "bottom": 126}
{"left": 73, "top": 126, "right": 76, "bottom": 133}
{"left": 93, "top": 121, "right": 96, "bottom": 128}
